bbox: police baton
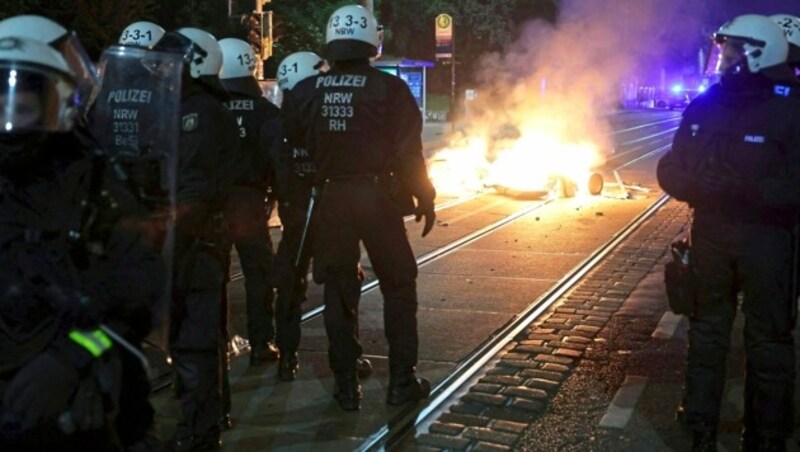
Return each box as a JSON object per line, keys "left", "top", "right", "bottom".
{"left": 295, "top": 186, "right": 318, "bottom": 269}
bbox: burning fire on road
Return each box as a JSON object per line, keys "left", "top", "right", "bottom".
{"left": 428, "top": 125, "right": 604, "bottom": 199}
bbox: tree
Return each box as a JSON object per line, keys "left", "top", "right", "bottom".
{"left": 0, "top": 0, "right": 160, "bottom": 58}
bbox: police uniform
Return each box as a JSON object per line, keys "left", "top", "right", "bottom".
{"left": 0, "top": 130, "right": 164, "bottom": 450}
{"left": 221, "top": 83, "right": 280, "bottom": 364}
{"left": 170, "top": 77, "right": 241, "bottom": 448}
{"left": 657, "top": 72, "right": 800, "bottom": 444}
{"left": 266, "top": 115, "right": 312, "bottom": 379}
{"left": 282, "top": 59, "right": 435, "bottom": 408}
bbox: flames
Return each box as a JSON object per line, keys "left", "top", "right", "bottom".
{"left": 428, "top": 125, "right": 603, "bottom": 198}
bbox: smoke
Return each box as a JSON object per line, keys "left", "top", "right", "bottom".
{"left": 465, "top": 0, "right": 705, "bottom": 157}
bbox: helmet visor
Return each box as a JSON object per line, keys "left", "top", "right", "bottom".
{"left": 54, "top": 32, "right": 100, "bottom": 113}
{"left": 0, "top": 62, "right": 76, "bottom": 133}
{"left": 714, "top": 37, "right": 748, "bottom": 74}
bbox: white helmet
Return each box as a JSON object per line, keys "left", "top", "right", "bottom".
{"left": 277, "top": 51, "right": 324, "bottom": 91}
{"left": 0, "top": 15, "right": 98, "bottom": 113}
{"left": 0, "top": 15, "right": 68, "bottom": 45}
{"left": 771, "top": 14, "right": 800, "bottom": 67}
{"left": 119, "top": 21, "right": 165, "bottom": 49}
{"left": 219, "top": 38, "right": 256, "bottom": 80}
{"left": 772, "top": 14, "right": 800, "bottom": 47}
{"left": 176, "top": 27, "right": 223, "bottom": 78}
{"left": 0, "top": 36, "right": 77, "bottom": 133}
{"left": 324, "top": 4, "right": 380, "bottom": 60}
{"left": 714, "top": 14, "right": 789, "bottom": 73}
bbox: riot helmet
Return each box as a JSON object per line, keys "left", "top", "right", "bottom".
{"left": 277, "top": 51, "right": 325, "bottom": 92}
{"left": 771, "top": 14, "right": 800, "bottom": 67}
{"left": 119, "top": 21, "right": 165, "bottom": 49}
{"left": 324, "top": 4, "right": 380, "bottom": 61}
{"left": 219, "top": 38, "right": 256, "bottom": 79}
{"left": 0, "top": 36, "right": 77, "bottom": 134}
{"left": 218, "top": 37, "right": 262, "bottom": 97}
{"left": 176, "top": 28, "right": 223, "bottom": 78}
{"left": 713, "top": 14, "right": 789, "bottom": 75}
{"left": 0, "top": 15, "right": 99, "bottom": 113}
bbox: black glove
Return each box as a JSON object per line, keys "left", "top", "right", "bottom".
{"left": 414, "top": 199, "right": 436, "bottom": 238}
{"left": 2, "top": 351, "right": 79, "bottom": 432}
{"left": 70, "top": 377, "right": 105, "bottom": 432}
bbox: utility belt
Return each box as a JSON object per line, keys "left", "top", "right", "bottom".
{"left": 319, "top": 172, "right": 414, "bottom": 215}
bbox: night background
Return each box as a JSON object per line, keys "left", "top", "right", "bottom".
{"left": 0, "top": 0, "right": 798, "bottom": 106}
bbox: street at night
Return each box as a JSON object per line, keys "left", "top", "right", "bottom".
{"left": 2, "top": 0, "right": 800, "bottom": 451}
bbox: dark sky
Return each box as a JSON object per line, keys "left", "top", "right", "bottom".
{"left": 708, "top": 0, "right": 800, "bottom": 22}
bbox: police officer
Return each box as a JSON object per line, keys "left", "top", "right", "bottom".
{"left": 156, "top": 28, "right": 241, "bottom": 450}
{"left": 657, "top": 14, "right": 800, "bottom": 451}
{"left": 0, "top": 16, "right": 170, "bottom": 450}
{"left": 0, "top": 35, "right": 165, "bottom": 450}
{"left": 272, "top": 51, "right": 374, "bottom": 382}
{"left": 271, "top": 51, "right": 324, "bottom": 381}
{"left": 282, "top": 4, "right": 436, "bottom": 411}
{"left": 218, "top": 37, "right": 280, "bottom": 366}
{"left": 772, "top": 14, "right": 800, "bottom": 75}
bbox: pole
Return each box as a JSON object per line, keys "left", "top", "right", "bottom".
{"left": 450, "top": 27, "right": 456, "bottom": 134}
{"left": 361, "top": 0, "right": 374, "bottom": 13}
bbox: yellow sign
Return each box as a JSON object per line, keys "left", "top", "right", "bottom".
{"left": 436, "top": 14, "right": 451, "bottom": 29}
{"left": 435, "top": 13, "right": 453, "bottom": 59}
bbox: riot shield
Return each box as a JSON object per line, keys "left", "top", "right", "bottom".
{"left": 92, "top": 45, "right": 182, "bottom": 361}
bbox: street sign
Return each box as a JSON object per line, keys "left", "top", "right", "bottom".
{"left": 435, "top": 13, "right": 453, "bottom": 59}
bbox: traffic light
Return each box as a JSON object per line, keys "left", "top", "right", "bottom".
{"left": 241, "top": 12, "right": 263, "bottom": 58}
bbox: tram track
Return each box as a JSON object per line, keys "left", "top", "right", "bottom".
{"left": 147, "top": 112, "right": 682, "bottom": 448}
{"left": 227, "top": 114, "right": 679, "bottom": 284}
{"left": 359, "top": 192, "right": 672, "bottom": 451}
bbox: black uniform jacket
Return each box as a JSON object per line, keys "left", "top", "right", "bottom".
{"left": 657, "top": 73, "right": 800, "bottom": 227}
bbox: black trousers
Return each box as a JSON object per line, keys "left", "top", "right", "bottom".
{"left": 313, "top": 180, "right": 419, "bottom": 376}
{"left": 684, "top": 214, "right": 796, "bottom": 439}
{"left": 171, "top": 249, "right": 225, "bottom": 440}
{"left": 223, "top": 186, "right": 275, "bottom": 348}
{"left": 273, "top": 202, "right": 307, "bottom": 356}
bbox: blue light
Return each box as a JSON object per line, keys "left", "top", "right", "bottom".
{"left": 671, "top": 84, "right": 683, "bottom": 94}
{"left": 697, "top": 85, "right": 707, "bottom": 93}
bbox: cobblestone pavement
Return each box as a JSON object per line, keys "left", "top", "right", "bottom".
{"left": 405, "top": 200, "right": 694, "bottom": 451}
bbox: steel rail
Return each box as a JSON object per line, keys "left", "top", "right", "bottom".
{"left": 358, "top": 193, "right": 672, "bottom": 451}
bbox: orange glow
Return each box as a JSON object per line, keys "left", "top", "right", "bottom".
{"left": 429, "top": 125, "right": 602, "bottom": 198}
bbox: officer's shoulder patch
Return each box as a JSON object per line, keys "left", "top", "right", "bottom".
{"left": 182, "top": 113, "right": 199, "bottom": 131}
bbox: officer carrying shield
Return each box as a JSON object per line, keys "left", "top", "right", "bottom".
{"left": 0, "top": 34, "right": 166, "bottom": 450}
{"left": 282, "top": 5, "right": 436, "bottom": 411}
{"left": 0, "top": 15, "right": 169, "bottom": 450}
{"left": 154, "top": 28, "right": 242, "bottom": 450}
{"left": 218, "top": 37, "right": 281, "bottom": 366}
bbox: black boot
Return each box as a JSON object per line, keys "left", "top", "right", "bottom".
{"left": 334, "top": 372, "right": 362, "bottom": 411}
{"left": 250, "top": 342, "right": 280, "bottom": 366}
{"left": 278, "top": 352, "right": 299, "bottom": 382}
{"left": 691, "top": 429, "right": 717, "bottom": 452}
{"left": 356, "top": 357, "right": 372, "bottom": 379}
{"left": 387, "top": 374, "right": 430, "bottom": 406}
